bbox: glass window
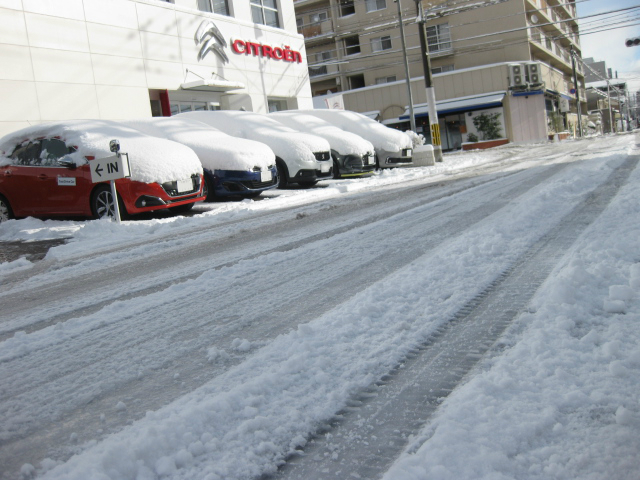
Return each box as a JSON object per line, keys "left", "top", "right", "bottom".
{"left": 268, "top": 99, "right": 287, "bottom": 112}
{"left": 348, "top": 74, "right": 365, "bottom": 89}
{"left": 11, "top": 142, "right": 41, "bottom": 165}
{"left": 426, "top": 23, "right": 451, "bottom": 53}
{"left": 340, "top": 0, "right": 355, "bottom": 16}
{"left": 371, "top": 35, "right": 392, "bottom": 52}
{"left": 310, "top": 11, "right": 328, "bottom": 24}
{"left": 40, "top": 139, "right": 70, "bottom": 165}
{"left": 375, "top": 75, "right": 396, "bottom": 84}
{"left": 344, "top": 36, "right": 361, "bottom": 55}
{"left": 197, "top": 0, "right": 229, "bottom": 16}
{"left": 365, "top": 0, "right": 386, "bottom": 12}
{"left": 432, "top": 64, "right": 454, "bottom": 74}
{"left": 251, "top": 0, "right": 280, "bottom": 27}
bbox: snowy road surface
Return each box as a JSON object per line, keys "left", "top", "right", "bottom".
{"left": 0, "top": 135, "right": 639, "bottom": 480}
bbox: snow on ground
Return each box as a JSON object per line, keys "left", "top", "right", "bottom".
{"left": 1, "top": 134, "right": 639, "bottom": 479}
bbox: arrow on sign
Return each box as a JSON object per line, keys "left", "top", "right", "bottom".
{"left": 94, "top": 164, "right": 104, "bottom": 177}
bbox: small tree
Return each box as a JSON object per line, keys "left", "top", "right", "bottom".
{"left": 466, "top": 132, "right": 478, "bottom": 142}
{"left": 472, "top": 112, "right": 503, "bottom": 140}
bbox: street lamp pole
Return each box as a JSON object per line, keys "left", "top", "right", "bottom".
{"left": 396, "top": 0, "right": 416, "bottom": 133}
{"left": 416, "top": 0, "right": 443, "bottom": 162}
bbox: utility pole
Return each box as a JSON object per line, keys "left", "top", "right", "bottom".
{"left": 416, "top": 0, "right": 443, "bottom": 162}
{"left": 396, "top": 0, "right": 416, "bottom": 133}
{"left": 570, "top": 46, "right": 583, "bottom": 137}
{"left": 607, "top": 80, "right": 614, "bottom": 134}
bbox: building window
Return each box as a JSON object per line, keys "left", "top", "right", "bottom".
{"left": 197, "top": 0, "right": 229, "bottom": 16}
{"left": 348, "top": 74, "right": 365, "bottom": 89}
{"left": 426, "top": 23, "right": 451, "bottom": 53}
{"left": 365, "top": 0, "right": 386, "bottom": 12}
{"left": 340, "top": 0, "right": 355, "bottom": 16}
{"left": 375, "top": 75, "right": 396, "bottom": 84}
{"left": 371, "top": 35, "right": 392, "bottom": 52}
{"left": 310, "top": 11, "right": 328, "bottom": 24}
{"left": 310, "top": 51, "right": 332, "bottom": 76}
{"left": 432, "top": 64, "right": 454, "bottom": 74}
{"left": 344, "top": 36, "right": 361, "bottom": 55}
{"left": 171, "top": 101, "right": 219, "bottom": 115}
{"left": 268, "top": 99, "right": 287, "bottom": 112}
{"left": 251, "top": 0, "right": 280, "bottom": 28}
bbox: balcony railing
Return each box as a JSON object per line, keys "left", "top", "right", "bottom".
{"left": 297, "top": 19, "right": 334, "bottom": 40}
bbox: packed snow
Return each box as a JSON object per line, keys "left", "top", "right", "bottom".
{"left": 0, "top": 134, "right": 638, "bottom": 480}
{"left": 296, "top": 109, "right": 413, "bottom": 154}
{"left": 180, "top": 111, "right": 330, "bottom": 165}
{"left": 268, "top": 111, "right": 375, "bottom": 157}
{"left": 0, "top": 120, "right": 202, "bottom": 185}
{"left": 123, "top": 117, "right": 275, "bottom": 171}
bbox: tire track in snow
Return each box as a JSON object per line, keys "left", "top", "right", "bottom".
{"left": 270, "top": 155, "right": 639, "bottom": 480}
{"left": 0, "top": 162, "right": 573, "bottom": 479}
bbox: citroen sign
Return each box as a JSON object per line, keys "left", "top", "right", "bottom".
{"left": 195, "top": 20, "right": 229, "bottom": 63}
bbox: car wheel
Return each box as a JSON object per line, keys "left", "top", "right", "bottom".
{"left": 91, "top": 185, "right": 117, "bottom": 219}
{"left": 0, "top": 195, "right": 13, "bottom": 223}
{"left": 332, "top": 159, "right": 341, "bottom": 179}
{"left": 203, "top": 175, "right": 215, "bottom": 202}
{"left": 276, "top": 161, "right": 288, "bottom": 189}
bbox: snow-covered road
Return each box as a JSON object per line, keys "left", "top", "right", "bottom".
{"left": 0, "top": 135, "right": 639, "bottom": 480}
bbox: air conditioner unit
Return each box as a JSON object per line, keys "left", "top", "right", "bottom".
{"left": 509, "top": 63, "right": 525, "bottom": 86}
{"left": 525, "top": 62, "right": 541, "bottom": 85}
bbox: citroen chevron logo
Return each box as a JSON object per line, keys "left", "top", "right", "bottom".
{"left": 195, "top": 20, "right": 229, "bottom": 63}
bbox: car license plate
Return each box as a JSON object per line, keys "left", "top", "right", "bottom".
{"left": 261, "top": 170, "right": 272, "bottom": 182}
{"left": 321, "top": 162, "right": 330, "bottom": 173}
{"left": 177, "top": 179, "right": 192, "bottom": 193}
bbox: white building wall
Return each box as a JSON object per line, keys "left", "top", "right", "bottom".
{"left": 505, "top": 94, "right": 548, "bottom": 143}
{"left": 0, "top": 0, "right": 313, "bottom": 137}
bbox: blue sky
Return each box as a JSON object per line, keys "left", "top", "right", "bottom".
{"left": 576, "top": 0, "right": 640, "bottom": 90}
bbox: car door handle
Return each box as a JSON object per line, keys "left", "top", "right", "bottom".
{"left": 3, "top": 170, "right": 11, "bottom": 176}
{"left": 38, "top": 174, "right": 48, "bottom": 180}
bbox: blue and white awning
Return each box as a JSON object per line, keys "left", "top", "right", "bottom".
{"left": 400, "top": 91, "right": 506, "bottom": 120}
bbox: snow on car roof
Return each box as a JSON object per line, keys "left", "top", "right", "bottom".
{"left": 268, "top": 111, "right": 375, "bottom": 157}
{"left": 294, "top": 109, "right": 412, "bottom": 153}
{"left": 0, "top": 120, "right": 202, "bottom": 184}
{"left": 124, "top": 117, "right": 275, "bottom": 172}
{"left": 180, "top": 111, "right": 330, "bottom": 164}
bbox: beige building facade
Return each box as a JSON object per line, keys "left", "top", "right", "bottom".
{"left": 296, "top": 0, "right": 585, "bottom": 148}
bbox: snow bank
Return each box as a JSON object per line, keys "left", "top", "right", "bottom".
{"left": 269, "top": 111, "right": 374, "bottom": 157}
{"left": 124, "top": 117, "right": 275, "bottom": 171}
{"left": 180, "top": 111, "right": 330, "bottom": 164}
{"left": 383, "top": 141, "right": 640, "bottom": 480}
{"left": 0, "top": 120, "right": 202, "bottom": 184}
{"left": 28, "top": 135, "right": 639, "bottom": 480}
{"left": 296, "top": 109, "right": 412, "bottom": 153}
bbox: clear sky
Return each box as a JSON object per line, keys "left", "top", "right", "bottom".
{"left": 576, "top": 0, "right": 640, "bottom": 91}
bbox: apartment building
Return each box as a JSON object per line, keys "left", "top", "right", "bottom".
{"left": 295, "top": 0, "right": 585, "bottom": 148}
{"left": 0, "top": 0, "right": 313, "bottom": 137}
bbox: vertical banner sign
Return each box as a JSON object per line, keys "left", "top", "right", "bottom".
{"left": 430, "top": 123, "right": 441, "bottom": 147}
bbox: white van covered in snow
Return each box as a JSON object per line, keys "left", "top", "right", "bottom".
{"left": 181, "top": 111, "right": 332, "bottom": 188}
{"left": 296, "top": 110, "right": 415, "bottom": 169}
{"left": 268, "top": 111, "right": 376, "bottom": 179}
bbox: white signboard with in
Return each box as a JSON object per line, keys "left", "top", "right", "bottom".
{"left": 90, "top": 154, "right": 131, "bottom": 183}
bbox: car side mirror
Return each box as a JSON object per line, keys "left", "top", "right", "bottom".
{"left": 57, "top": 157, "right": 76, "bottom": 169}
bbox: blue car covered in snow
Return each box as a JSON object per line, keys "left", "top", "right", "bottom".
{"left": 125, "top": 117, "right": 278, "bottom": 200}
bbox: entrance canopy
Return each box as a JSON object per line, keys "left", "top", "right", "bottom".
{"left": 180, "top": 79, "right": 245, "bottom": 92}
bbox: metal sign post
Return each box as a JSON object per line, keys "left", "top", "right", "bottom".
{"left": 89, "top": 140, "right": 131, "bottom": 223}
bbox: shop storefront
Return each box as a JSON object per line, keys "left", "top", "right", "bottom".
{"left": 0, "top": 0, "right": 314, "bottom": 137}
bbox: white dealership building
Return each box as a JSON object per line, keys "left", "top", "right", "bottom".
{"left": 0, "top": 0, "right": 314, "bottom": 137}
